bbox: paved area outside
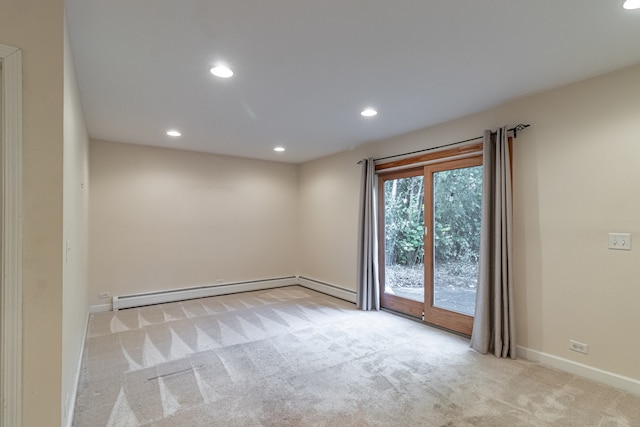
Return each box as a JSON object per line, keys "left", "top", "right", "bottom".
{"left": 385, "top": 263, "right": 477, "bottom": 316}
{"left": 387, "top": 285, "right": 475, "bottom": 316}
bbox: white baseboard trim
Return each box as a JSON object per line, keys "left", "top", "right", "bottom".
{"left": 517, "top": 346, "right": 640, "bottom": 396}
{"left": 90, "top": 276, "right": 356, "bottom": 313}
{"left": 297, "top": 276, "right": 357, "bottom": 303}
{"left": 112, "top": 276, "right": 299, "bottom": 311}
{"left": 65, "top": 312, "right": 90, "bottom": 427}
{"left": 89, "top": 303, "right": 112, "bottom": 313}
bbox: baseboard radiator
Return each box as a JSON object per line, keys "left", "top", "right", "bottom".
{"left": 297, "top": 276, "right": 357, "bottom": 303}
{"left": 112, "top": 276, "right": 298, "bottom": 311}
{"left": 111, "top": 276, "right": 357, "bottom": 311}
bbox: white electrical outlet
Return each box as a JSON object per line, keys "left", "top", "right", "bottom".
{"left": 569, "top": 339, "right": 589, "bottom": 354}
{"left": 608, "top": 233, "right": 631, "bottom": 250}
{"left": 99, "top": 291, "right": 111, "bottom": 299}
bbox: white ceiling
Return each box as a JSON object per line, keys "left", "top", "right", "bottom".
{"left": 66, "top": 1, "right": 640, "bottom": 163}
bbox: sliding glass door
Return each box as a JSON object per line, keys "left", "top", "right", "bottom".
{"left": 378, "top": 155, "right": 483, "bottom": 335}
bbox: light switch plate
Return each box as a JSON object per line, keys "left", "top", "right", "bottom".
{"left": 608, "top": 233, "right": 631, "bottom": 250}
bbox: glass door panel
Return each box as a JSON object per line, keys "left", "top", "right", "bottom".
{"left": 432, "top": 165, "right": 482, "bottom": 316}
{"left": 378, "top": 168, "right": 425, "bottom": 318}
{"left": 424, "top": 155, "right": 483, "bottom": 335}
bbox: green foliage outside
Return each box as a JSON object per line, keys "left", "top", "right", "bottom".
{"left": 433, "top": 166, "right": 483, "bottom": 266}
{"left": 383, "top": 166, "right": 483, "bottom": 270}
{"left": 384, "top": 176, "right": 425, "bottom": 268}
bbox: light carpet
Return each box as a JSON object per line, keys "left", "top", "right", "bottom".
{"left": 73, "top": 286, "right": 640, "bottom": 426}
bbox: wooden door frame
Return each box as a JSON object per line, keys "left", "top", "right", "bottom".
{"left": 376, "top": 144, "right": 484, "bottom": 325}
{"left": 377, "top": 167, "right": 424, "bottom": 319}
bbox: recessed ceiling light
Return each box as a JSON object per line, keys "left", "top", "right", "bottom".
{"left": 623, "top": 0, "right": 640, "bottom": 9}
{"left": 166, "top": 130, "right": 182, "bottom": 137}
{"left": 361, "top": 108, "right": 378, "bottom": 117}
{"left": 210, "top": 65, "right": 234, "bottom": 78}
{"left": 274, "top": 146, "right": 285, "bottom": 152}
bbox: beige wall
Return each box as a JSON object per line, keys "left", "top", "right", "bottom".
{"left": 0, "top": 0, "right": 65, "bottom": 425}
{"left": 299, "top": 63, "right": 640, "bottom": 381}
{"left": 62, "top": 15, "right": 90, "bottom": 427}
{"left": 298, "top": 148, "right": 362, "bottom": 286}
{"left": 89, "top": 140, "right": 298, "bottom": 305}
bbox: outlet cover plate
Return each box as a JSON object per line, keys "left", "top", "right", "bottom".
{"left": 569, "top": 339, "right": 589, "bottom": 354}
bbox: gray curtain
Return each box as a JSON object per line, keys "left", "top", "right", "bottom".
{"left": 471, "top": 127, "right": 516, "bottom": 358}
{"left": 356, "top": 158, "right": 380, "bottom": 310}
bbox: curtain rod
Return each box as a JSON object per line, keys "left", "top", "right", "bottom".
{"left": 366, "top": 123, "right": 530, "bottom": 164}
